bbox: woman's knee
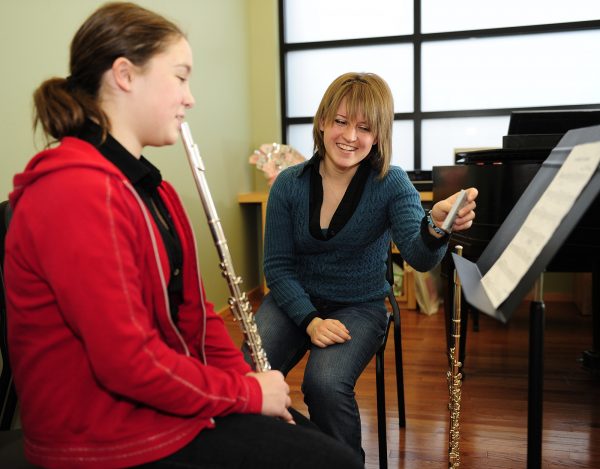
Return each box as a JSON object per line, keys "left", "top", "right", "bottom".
{"left": 302, "top": 367, "right": 354, "bottom": 403}
{"left": 252, "top": 295, "right": 309, "bottom": 372}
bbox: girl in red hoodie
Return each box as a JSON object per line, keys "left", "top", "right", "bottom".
{"left": 3, "top": 2, "right": 362, "bottom": 468}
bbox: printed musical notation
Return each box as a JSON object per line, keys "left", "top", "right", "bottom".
{"left": 481, "top": 142, "right": 600, "bottom": 308}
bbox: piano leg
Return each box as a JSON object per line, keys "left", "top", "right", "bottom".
{"left": 471, "top": 307, "right": 480, "bottom": 332}
{"left": 527, "top": 275, "right": 545, "bottom": 469}
{"left": 582, "top": 261, "right": 599, "bottom": 372}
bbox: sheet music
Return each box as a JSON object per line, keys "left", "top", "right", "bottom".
{"left": 481, "top": 142, "right": 600, "bottom": 308}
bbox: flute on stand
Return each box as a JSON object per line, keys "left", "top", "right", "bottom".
{"left": 448, "top": 245, "right": 464, "bottom": 468}
{"left": 180, "top": 122, "right": 271, "bottom": 372}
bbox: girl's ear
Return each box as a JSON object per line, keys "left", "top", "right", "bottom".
{"left": 319, "top": 119, "right": 325, "bottom": 131}
{"left": 111, "top": 57, "right": 136, "bottom": 91}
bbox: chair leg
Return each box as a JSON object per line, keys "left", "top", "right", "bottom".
{"left": 376, "top": 347, "right": 388, "bottom": 469}
{"left": 0, "top": 379, "right": 18, "bottom": 431}
{"left": 389, "top": 295, "right": 406, "bottom": 428}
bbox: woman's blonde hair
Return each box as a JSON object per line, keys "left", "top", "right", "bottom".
{"left": 312, "top": 72, "right": 394, "bottom": 178}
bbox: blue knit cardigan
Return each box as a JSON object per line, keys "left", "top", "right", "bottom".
{"left": 263, "top": 161, "right": 448, "bottom": 326}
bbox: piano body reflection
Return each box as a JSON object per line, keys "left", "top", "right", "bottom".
{"left": 433, "top": 110, "right": 600, "bottom": 469}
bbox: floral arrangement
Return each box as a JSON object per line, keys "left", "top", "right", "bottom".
{"left": 249, "top": 143, "right": 306, "bottom": 186}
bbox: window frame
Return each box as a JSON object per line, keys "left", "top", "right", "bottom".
{"left": 278, "top": 0, "right": 600, "bottom": 170}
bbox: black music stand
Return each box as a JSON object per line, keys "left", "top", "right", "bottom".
{"left": 452, "top": 124, "right": 600, "bottom": 469}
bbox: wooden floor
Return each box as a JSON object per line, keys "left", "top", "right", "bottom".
{"left": 224, "top": 297, "right": 599, "bottom": 468}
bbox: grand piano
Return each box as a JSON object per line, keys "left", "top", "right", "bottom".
{"left": 432, "top": 109, "right": 600, "bottom": 468}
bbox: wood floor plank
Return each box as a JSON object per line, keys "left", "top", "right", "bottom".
{"left": 225, "top": 297, "right": 599, "bottom": 468}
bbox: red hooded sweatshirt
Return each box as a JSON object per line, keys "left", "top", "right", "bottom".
{"left": 4, "top": 137, "right": 262, "bottom": 468}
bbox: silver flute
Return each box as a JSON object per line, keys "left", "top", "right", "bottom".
{"left": 180, "top": 122, "right": 271, "bottom": 372}
{"left": 447, "top": 245, "right": 463, "bottom": 468}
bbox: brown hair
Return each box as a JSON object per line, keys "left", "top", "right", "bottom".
{"left": 33, "top": 2, "right": 185, "bottom": 143}
{"left": 312, "top": 72, "right": 394, "bottom": 178}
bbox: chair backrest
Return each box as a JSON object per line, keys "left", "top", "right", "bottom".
{"left": 386, "top": 245, "right": 395, "bottom": 288}
{"left": 0, "top": 200, "right": 17, "bottom": 430}
{"left": 0, "top": 200, "right": 9, "bottom": 298}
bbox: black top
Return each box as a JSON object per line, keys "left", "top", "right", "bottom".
{"left": 302, "top": 153, "right": 438, "bottom": 245}
{"left": 76, "top": 121, "right": 183, "bottom": 322}
{"left": 303, "top": 154, "right": 371, "bottom": 240}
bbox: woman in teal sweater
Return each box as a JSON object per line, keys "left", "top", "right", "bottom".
{"left": 247, "top": 72, "right": 477, "bottom": 459}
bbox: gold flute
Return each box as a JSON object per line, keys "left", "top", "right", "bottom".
{"left": 448, "top": 245, "right": 463, "bottom": 468}
{"left": 180, "top": 122, "right": 271, "bottom": 372}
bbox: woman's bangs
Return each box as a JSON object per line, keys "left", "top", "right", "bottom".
{"left": 343, "top": 86, "right": 378, "bottom": 133}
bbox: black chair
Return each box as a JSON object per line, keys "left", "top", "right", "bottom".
{"left": 375, "top": 248, "right": 406, "bottom": 469}
{"left": 0, "top": 200, "right": 17, "bottom": 430}
{"left": 0, "top": 200, "right": 35, "bottom": 467}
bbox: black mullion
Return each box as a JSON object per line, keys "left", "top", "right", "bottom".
{"left": 285, "top": 117, "right": 313, "bottom": 126}
{"left": 280, "top": 20, "right": 600, "bottom": 52}
{"left": 413, "top": 0, "right": 422, "bottom": 170}
{"left": 283, "top": 34, "right": 414, "bottom": 52}
{"left": 421, "top": 19, "right": 600, "bottom": 42}
{"left": 422, "top": 103, "right": 600, "bottom": 120}
{"left": 278, "top": 0, "right": 288, "bottom": 143}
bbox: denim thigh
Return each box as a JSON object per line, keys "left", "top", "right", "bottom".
{"left": 242, "top": 293, "right": 310, "bottom": 374}
{"left": 302, "top": 304, "right": 389, "bottom": 453}
{"left": 304, "top": 304, "right": 389, "bottom": 390}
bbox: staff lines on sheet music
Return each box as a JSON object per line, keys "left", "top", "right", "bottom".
{"left": 481, "top": 142, "right": 600, "bottom": 309}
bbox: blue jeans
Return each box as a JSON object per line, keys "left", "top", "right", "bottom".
{"left": 244, "top": 294, "right": 388, "bottom": 456}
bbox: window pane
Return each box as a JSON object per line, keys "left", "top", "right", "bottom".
{"left": 422, "top": 0, "right": 600, "bottom": 33}
{"left": 422, "top": 31, "right": 600, "bottom": 112}
{"left": 392, "top": 121, "right": 414, "bottom": 171}
{"left": 287, "top": 121, "right": 414, "bottom": 170}
{"left": 421, "top": 116, "right": 510, "bottom": 170}
{"left": 284, "top": 0, "right": 413, "bottom": 43}
{"left": 287, "top": 123, "right": 314, "bottom": 160}
{"left": 286, "top": 45, "right": 413, "bottom": 118}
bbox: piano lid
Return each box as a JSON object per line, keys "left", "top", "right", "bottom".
{"left": 457, "top": 109, "right": 600, "bottom": 165}
{"left": 507, "top": 109, "right": 600, "bottom": 135}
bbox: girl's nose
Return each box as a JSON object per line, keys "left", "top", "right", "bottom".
{"left": 184, "top": 87, "right": 195, "bottom": 109}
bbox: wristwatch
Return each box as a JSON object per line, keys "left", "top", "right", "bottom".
{"left": 427, "top": 210, "right": 446, "bottom": 236}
